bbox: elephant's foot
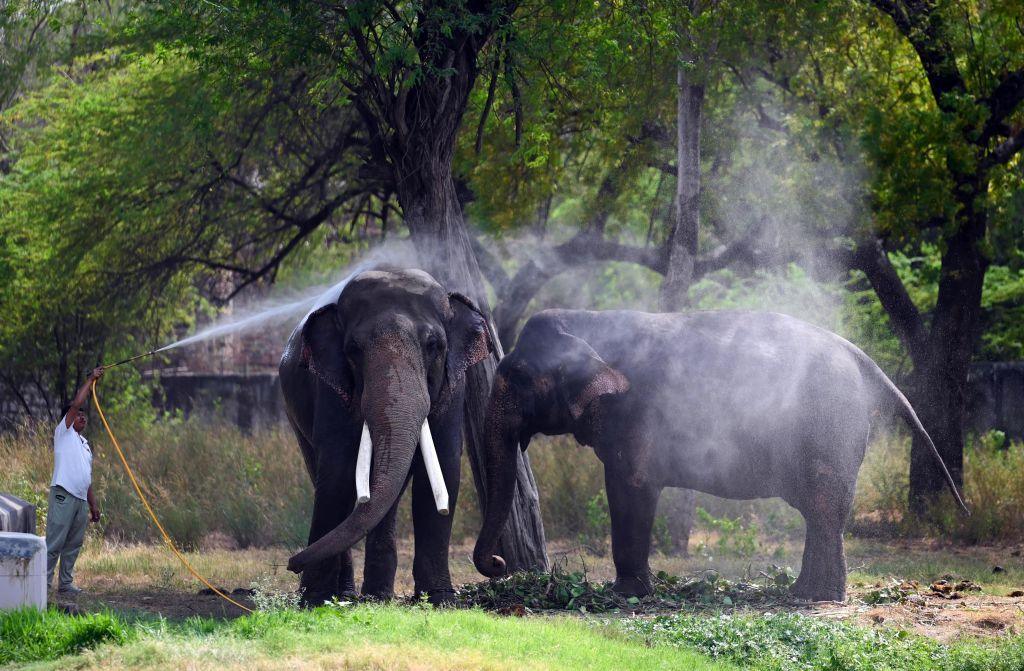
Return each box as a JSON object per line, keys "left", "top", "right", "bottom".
{"left": 361, "top": 589, "right": 395, "bottom": 603}
{"left": 415, "top": 587, "right": 457, "bottom": 606}
{"left": 612, "top": 574, "right": 653, "bottom": 598}
{"left": 300, "top": 586, "right": 359, "bottom": 608}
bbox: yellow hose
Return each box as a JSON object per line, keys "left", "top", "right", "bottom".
{"left": 91, "top": 379, "right": 254, "bottom": 613}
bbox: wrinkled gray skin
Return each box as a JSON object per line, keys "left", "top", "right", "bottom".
{"left": 474, "top": 309, "right": 966, "bottom": 602}
{"left": 279, "top": 268, "right": 492, "bottom": 606}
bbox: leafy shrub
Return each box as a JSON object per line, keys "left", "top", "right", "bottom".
{"left": 695, "top": 507, "right": 759, "bottom": 558}
{"left": 250, "top": 574, "right": 302, "bottom": 612}
{"left": 624, "top": 611, "right": 1024, "bottom": 671}
{"left": 458, "top": 565, "right": 793, "bottom": 613}
{"left": 577, "top": 493, "right": 611, "bottom": 554}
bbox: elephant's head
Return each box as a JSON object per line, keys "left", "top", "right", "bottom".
{"left": 287, "top": 267, "right": 492, "bottom": 574}
{"left": 473, "top": 312, "right": 629, "bottom": 577}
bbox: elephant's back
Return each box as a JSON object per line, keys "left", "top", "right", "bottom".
{"left": 623, "top": 311, "right": 870, "bottom": 410}
{"left": 578, "top": 310, "right": 874, "bottom": 493}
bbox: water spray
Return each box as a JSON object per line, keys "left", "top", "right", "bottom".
{"left": 98, "top": 257, "right": 384, "bottom": 371}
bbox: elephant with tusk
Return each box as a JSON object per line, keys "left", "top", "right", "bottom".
{"left": 279, "top": 267, "right": 492, "bottom": 606}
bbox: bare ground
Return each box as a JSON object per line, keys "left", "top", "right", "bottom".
{"left": 55, "top": 536, "right": 1024, "bottom": 642}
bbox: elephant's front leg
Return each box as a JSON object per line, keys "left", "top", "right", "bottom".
{"left": 604, "top": 466, "right": 661, "bottom": 597}
{"left": 410, "top": 410, "right": 463, "bottom": 605}
{"left": 303, "top": 476, "right": 356, "bottom": 606}
{"left": 301, "top": 399, "right": 358, "bottom": 607}
{"left": 361, "top": 477, "right": 410, "bottom": 600}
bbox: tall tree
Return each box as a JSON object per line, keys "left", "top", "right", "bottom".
{"left": 152, "top": 0, "right": 549, "bottom": 569}
{"left": 855, "top": 0, "right": 1024, "bottom": 511}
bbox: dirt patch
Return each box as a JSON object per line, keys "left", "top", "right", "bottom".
{"left": 799, "top": 589, "right": 1024, "bottom": 642}
{"left": 53, "top": 587, "right": 254, "bottom": 620}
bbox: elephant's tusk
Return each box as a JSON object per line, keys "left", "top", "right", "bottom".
{"left": 420, "top": 420, "right": 449, "bottom": 515}
{"left": 355, "top": 422, "right": 372, "bottom": 504}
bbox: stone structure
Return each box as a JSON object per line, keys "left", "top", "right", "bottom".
{"left": 155, "top": 372, "right": 285, "bottom": 432}
{"left": 5, "top": 361, "right": 1024, "bottom": 439}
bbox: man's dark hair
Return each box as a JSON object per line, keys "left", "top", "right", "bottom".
{"left": 60, "top": 404, "right": 86, "bottom": 419}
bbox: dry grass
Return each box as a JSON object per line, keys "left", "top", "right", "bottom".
{"left": 853, "top": 429, "right": 1024, "bottom": 542}
{"left": 5, "top": 415, "right": 1024, "bottom": 560}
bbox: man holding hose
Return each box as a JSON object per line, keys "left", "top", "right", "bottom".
{"left": 46, "top": 366, "right": 104, "bottom": 596}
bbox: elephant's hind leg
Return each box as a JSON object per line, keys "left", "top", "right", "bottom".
{"left": 788, "top": 457, "right": 854, "bottom": 602}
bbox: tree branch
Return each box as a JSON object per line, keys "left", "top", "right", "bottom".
{"left": 693, "top": 218, "right": 766, "bottom": 277}
{"left": 492, "top": 232, "right": 665, "bottom": 348}
{"left": 469, "top": 232, "right": 510, "bottom": 297}
{"left": 475, "top": 44, "right": 502, "bottom": 155}
{"left": 980, "top": 68, "right": 1024, "bottom": 144}
{"left": 869, "top": 0, "right": 967, "bottom": 112}
{"left": 840, "top": 237, "right": 928, "bottom": 361}
{"left": 982, "top": 127, "right": 1024, "bottom": 170}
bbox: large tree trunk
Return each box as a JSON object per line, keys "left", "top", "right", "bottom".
{"left": 359, "top": 0, "right": 548, "bottom": 572}
{"left": 656, "top": 64, "right": 704, "bottom": 555}
{"left": 908, "top": 188, "right": 986, "bottom": 513}
{"left": 393, "top": 148, "right": 548, "bottom": 573}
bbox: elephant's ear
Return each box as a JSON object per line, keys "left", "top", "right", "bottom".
{"left": 557, "top": 334, "right": 630, "bottom": 420}
{"left": 444, "top": 292, "right": 494, "bottom": 388}
{"left": 301, "top": 304, "right": 353, "bottom": 404}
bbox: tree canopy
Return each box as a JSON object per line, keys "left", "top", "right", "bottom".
{"left": 1, "top": 0, "right": 1023, "bottom": 510}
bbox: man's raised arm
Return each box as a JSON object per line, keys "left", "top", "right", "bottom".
{"left": 63, "top": 367, "right": 105, "bottom": 428}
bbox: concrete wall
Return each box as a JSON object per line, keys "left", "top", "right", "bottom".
{"left": 967, "top": 362, "right": 1024, "bottom": 441}
{"left": 155, "top": 373, "right": 286, "bottom": 432}
{"left": 6, "top": 363, "right": 1024, "bottom": 440}
{"left": 154, "top": 364, "right": 1024, "bottom": 441}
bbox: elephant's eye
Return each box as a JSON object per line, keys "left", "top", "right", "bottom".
{"left": 344, "top": 341, "right": 362, "bottom": 364}
{"left": 423, "top": 332, "right": 444, "bottom": 358}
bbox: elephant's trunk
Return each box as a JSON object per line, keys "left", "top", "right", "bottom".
{"left": 288, "top": 341, "right": 429, "bottom": 575}
{"left": 473, "top": 372, "right": 522, "bottom": 578}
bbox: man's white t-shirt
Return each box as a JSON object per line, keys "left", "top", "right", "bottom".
{"left": 51, "top": 415, "right": 92, "bottom": 501}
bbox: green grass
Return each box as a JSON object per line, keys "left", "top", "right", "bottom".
{"left": 7, "top": 603, "right": 1024, "bottom": 671}
{"left": 0, "top": 608, "right": 132, "bottom": 666}
{"left": 623, "top": 612, "right": 1024, "bottom": 671}
{"left": 2, "top": 605, "right": 736, "bottom": 671}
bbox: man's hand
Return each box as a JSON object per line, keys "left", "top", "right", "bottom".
{"left": 90, "top": 505, "right": 101, "bottom": 523}
{"left": 89, "top": 367, "right": 105, "bottom": 381}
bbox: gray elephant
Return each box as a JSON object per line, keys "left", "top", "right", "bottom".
{"left": 473, "top": 309, "right": 966, "bottom": 602}
{"left": 280, "top": 267, "right": 492, "bottom": 605}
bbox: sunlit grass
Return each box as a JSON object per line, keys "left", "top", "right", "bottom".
{"left": 7, "top": 606, "right": 737, "bottom": 671}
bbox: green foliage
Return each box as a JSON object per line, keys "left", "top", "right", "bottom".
{"left": 578, "top": 492, "right": 611, "bottom": 554}
{"left": 0, "top": 607, "right": 132, "bottom": 665}
{"left": 651, "top": 513, "right": 675, "bottom": 554}
{"left": 0, "top": 49, "right": 213, "bottom": 405}
{"left": 695, "top": 508, "right": 759, "bottom": 559}
{"left": 624, "top": 611, "right": 1024, "bottom": 671}
{"left": 249, "top": 574, "right": 303, "bottom": 613}
{"left": 457, "top": 565, "right": 794, "bottom": 614}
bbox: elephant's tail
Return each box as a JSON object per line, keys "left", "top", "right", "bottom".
{"left": 861, "top": 355, "right": 970, "bottom": 515}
